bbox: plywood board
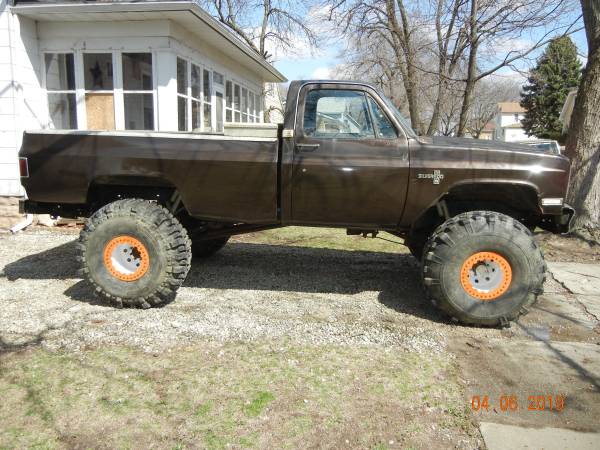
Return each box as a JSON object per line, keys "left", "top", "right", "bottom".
{"left": 85, "top": 93, "right": 115, "bottom": 130}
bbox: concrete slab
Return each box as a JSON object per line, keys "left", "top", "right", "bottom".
{"left": 576, "top": 295, "right": 600, "bottom": 322}
{"left": 455, "top": 340, "right": 600, "bottom": 431}
{"left": 530, "top": 294, "right": 598, "bottom": 331}
{"left": 480, "top": 422, "right": 600, "bottom": 450}
{"left": 548, "top": 262, "right": 600, "bottom": 296}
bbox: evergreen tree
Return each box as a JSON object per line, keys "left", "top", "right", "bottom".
{"left": 520, "top": 36, "right": 581, "bottom": 142}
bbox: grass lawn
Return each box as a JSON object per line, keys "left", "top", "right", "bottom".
{"left": 0, "top": 342, "right": 475, "bottom": 449}
{"left": 235, "top": 226, "right": 409, "bottom": 254}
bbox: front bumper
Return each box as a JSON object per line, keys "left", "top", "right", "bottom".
{"left": 539, "top": 204, "right": 575, "bottom": 234}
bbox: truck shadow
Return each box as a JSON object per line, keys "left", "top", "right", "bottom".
{"left": 3, "top": 240, "right": 445, "bottom": 324}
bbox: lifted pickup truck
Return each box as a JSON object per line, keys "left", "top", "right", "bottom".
{"left": 19, "top": 80, "right": 574, "bottom": 326}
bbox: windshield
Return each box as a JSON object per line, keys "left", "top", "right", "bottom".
{"left": 379, "top": 93, "right": 418, "bottom": 138}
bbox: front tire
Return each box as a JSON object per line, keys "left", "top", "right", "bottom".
{"left": 77, "top": 199, "right": 192, "bottom": 308}
{"left": 422, "top": 211, "right": 545, "bottom": 326}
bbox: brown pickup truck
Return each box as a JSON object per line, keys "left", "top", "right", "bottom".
{"left": 19, "top": 80, "right": 574, "bottom": 326}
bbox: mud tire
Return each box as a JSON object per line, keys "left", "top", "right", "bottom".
{"left": 77, "top": 199, "right": 192, "bottom": 308}
{"left": 422, "top": 211, "right": 545, "bottom": 326}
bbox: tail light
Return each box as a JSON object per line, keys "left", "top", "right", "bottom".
{"left": 19, "top": 157, "right": 29, "bottom": 178}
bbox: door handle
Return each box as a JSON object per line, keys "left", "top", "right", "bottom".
{"left": 296, "top": 143, "right": 320, "bottom": 152}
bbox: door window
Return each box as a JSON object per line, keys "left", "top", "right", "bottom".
{"left": 368, "top": 96, "right": 397, "bottom": 138}
{"left": 303, "top": 89, "right": 374, "bottom": 139}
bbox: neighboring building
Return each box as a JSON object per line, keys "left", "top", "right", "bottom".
{"left": 493, "top": 102, "right": 531, "bottom": 142}
{"left": 478, "top": 122, "right": 495, "bottom": 140}
{"left": 559, "top": 88, "right": 578, "bottom": 134}
{"left": 0, "top": 0, "right": 286, "bottom": 198}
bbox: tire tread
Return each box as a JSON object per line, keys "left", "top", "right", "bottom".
{"left": 77, "top": 199, "right": 192, "bottom": 308}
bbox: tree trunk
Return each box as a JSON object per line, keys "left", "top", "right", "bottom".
{"left": 457, "top": 0, "right": 479, "bottom": 137}
{"left": 404, "top": 54, "right": 424, "bottom": 134}
{"left": 565, "top": 0, "right": 600, "bottom": 232}
{"left": 386, "top": 0, "right": 423, "bottom": 135}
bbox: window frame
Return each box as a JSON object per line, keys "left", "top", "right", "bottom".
{"left": 43, "top": 52, "right": 78, "bottom": 130}
{"left": 42, "top": 50, "right": 158, "bottom": 131}
{"left": 176, "top": 56, "right": 216, "bottom": 132}
{"left": 121, "top": 52, "right": 156, "bottom": 131}
{"left": 366, "top": 94, "right": 398, "bottom": 139}
{"left": 224, "top": 81, "right": 262, "bottom": 124}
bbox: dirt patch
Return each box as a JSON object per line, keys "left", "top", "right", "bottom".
{"left": 535, "top": 231, "right": 600, "bottom": 263}
{"left": 450, "top": 338, "right": 600, "bottom": 433}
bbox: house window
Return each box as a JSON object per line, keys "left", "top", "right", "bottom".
{"left": 252, "top": 92, "right": 261, "bottom": 122}
{"left": 213, "top": 72, "right": 224, "bottom": 85}
{"left": 191, "top": 63, "right": 203, "bottom": 130}
{"left": 514, "top": 113, "right": 519, "bottom": 122}
{"left": 83, "top": 53, "right": 115, "bottom": 130}
{"left": 234, "top": 84, "right": 241, "bottom": 122}
{"left": 225, "top": 80, "right": 233, "bottom": 122}
{"left": 177, "top": 58, "right": 189, "bottom": 131}
{"left": 122, "top": 53, "right": 154, "bottom": 130}
{"left": 241, "top": 87, "right": 249, "bottom": 123}
{"left": 249, "top": 92, "right": 256, "bottom": 123}
{"left": 203, "top": 69, "right": 212, "bottom": 131}
{"left": 176, "top": 58, "right": 214, "bottom": 132}
{"left": 223, "top": 81, "right": 261, "bottom": 123}
{"left": 44, "top": 53, "right": 77, "bottom": 129}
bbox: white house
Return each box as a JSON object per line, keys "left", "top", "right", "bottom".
{"left": 493, "top": 102, "right": 531, "bottom": 142}
{"left": 0, "top": 0, "right": 286, "bottom": 201}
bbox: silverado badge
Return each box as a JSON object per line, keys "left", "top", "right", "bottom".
{"left": 418, "top": 169, "right": 445, "bottom": 184}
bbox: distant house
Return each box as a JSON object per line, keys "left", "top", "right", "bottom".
{"left": 0, "top": 0, "right": 286, "bottom": 198}
{"left": 493, "top": 102, "right": 531, "bottom": 142}
{"left": 478, "top": 122, "right": 495, "bottom": 140}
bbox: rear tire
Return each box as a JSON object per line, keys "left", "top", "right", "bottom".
{"left": 422, "top": 211, "right": 545, "bottom": 326}
{"left": 77, "top": 199, "right": 192, "bottom": 308}
{"left": 191, "top": 237, "right": 229, "bottom": 258}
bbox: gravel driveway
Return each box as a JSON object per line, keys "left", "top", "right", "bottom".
{"left": 1, "top": 227, "right": 468, "bottom": 353}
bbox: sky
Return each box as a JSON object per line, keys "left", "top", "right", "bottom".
{"left": 271, "top": 10, "right": 589, "bottom": 84}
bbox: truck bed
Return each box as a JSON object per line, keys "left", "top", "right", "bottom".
{"left": 20, "top": 130, "right": 280, "bottom": 223}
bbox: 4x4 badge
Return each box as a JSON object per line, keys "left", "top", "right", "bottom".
{"left": 417, "top": 170, "right": 445, "bottom": 185}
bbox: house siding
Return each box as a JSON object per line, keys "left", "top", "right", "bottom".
{"left": 0, "top": 0, "right": 42, "bottom": 196}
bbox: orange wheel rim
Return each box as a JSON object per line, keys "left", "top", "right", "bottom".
{"left": 460, "top": 251, "right": 512, "bottom": 301}
{"left": 103, "top": 236, "right": 150, "bottom": 282}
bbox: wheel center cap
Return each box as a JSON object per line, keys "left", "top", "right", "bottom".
{"left": 103, "top": 236, "right": 150, "bottom": 282}
{"left": 460, "top": 252, "right": 512, "bottom": 301}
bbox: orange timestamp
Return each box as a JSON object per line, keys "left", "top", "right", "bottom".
{"left": 470, "top": 394, "right": 566, "bottom": 413}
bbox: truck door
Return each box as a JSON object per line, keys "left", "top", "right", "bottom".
{"left": 291, "top": 84, "right": 410, "bottom": 227}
